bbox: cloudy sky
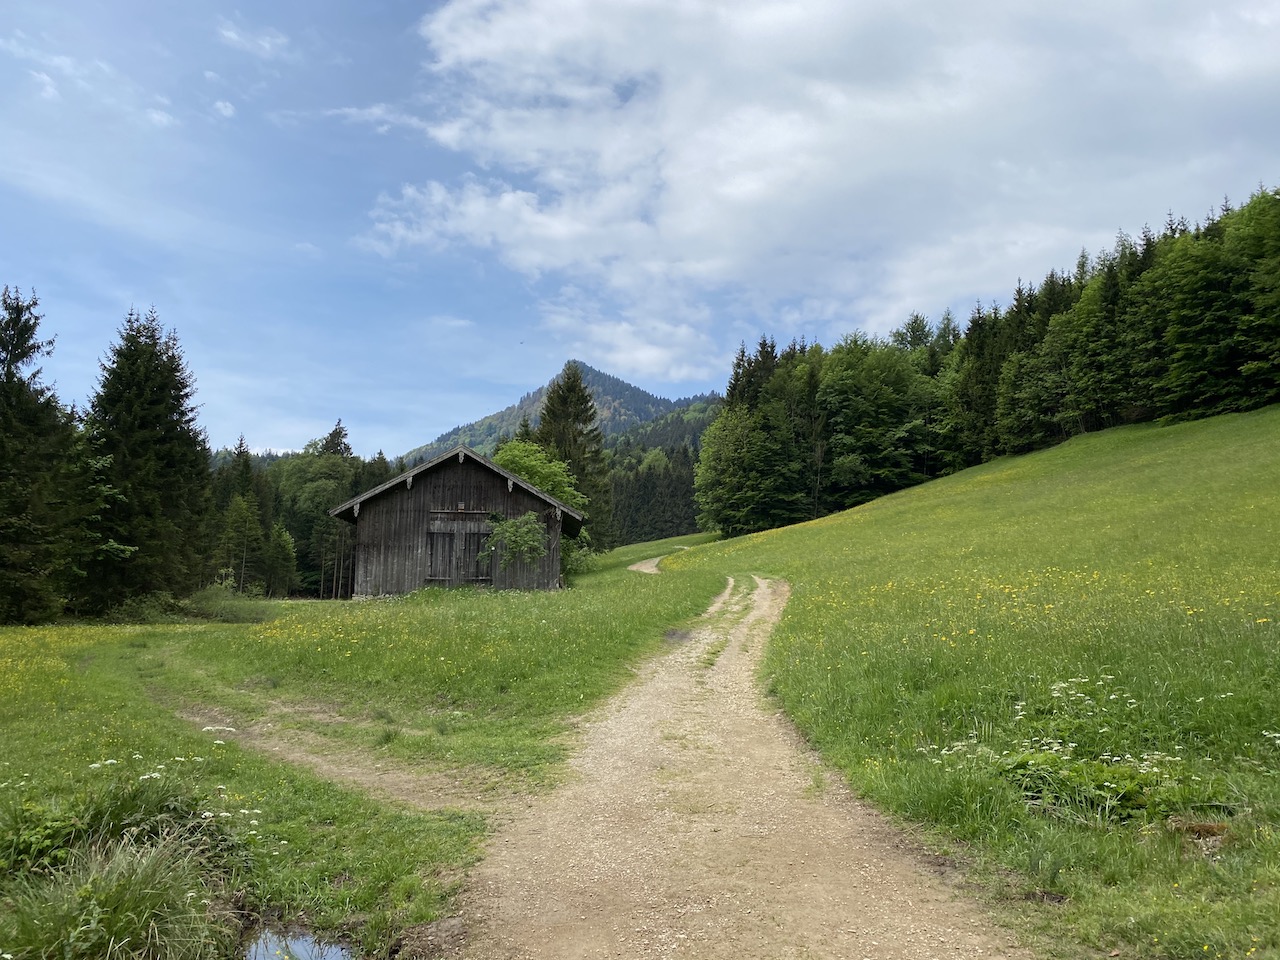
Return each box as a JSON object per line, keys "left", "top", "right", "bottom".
{"left": 3, "top": 1, "right": 1277, "bottom": 457}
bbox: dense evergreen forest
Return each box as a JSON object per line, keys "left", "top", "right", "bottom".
{"left": 606, "top": 399, "right": 720, "bottom": 545}
{"left": 696, "top": 188, "right": 1280, "bottom": 535}
{"left": 2, "top": 186, "right": 1276, "bottom": 622}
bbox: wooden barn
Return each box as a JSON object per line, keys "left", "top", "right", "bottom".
{"left": 328, "top": 445, "right": 584, "bottom": 594}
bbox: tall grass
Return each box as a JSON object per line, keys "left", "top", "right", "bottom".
{"left": 2, "top": 837, "right": 239, "bottom": 960}
{"left": 667, "top": 406, "right": 1280, "bottom": 959}
{"left": 0, "top": 776, "right": 245, "bottom": 960}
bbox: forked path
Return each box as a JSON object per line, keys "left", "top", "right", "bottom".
{"left": 453, "top": 575, "right": 1032, "bottom": 960}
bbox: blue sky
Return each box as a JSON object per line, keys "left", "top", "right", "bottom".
{"left": 3, "top": 1, "right": 1277, "bottom": 458}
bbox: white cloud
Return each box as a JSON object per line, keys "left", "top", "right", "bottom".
{"left": 2, "top": 33, "right": 187, "bottom": 130}
{"left": 356, "top": 0, "right": 1280, "bottom": 361}
{"left": 217, "top": 19, "right": 294, "bottom": 61}
{"left": 29, "top": 70, "right": 58, "bottom": 100}
{"left": 1, "top": 34, "right": 83, "bottom": 78}
{"left": 539, "top": 285, "right": 720, "bottom": 382}
{"left": 213, "top": 99, "right": 236, "bottom": 118}
{"left": 427, "top": 314, "right": 475, "bottom": 330}
{"left": 327, "top": 104, "right": 433, "bottom": 137}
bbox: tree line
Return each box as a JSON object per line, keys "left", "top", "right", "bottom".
{"left": 0, "top": 292, "right": 409, "bottom": 620}
{"left": 0, "top": 294, "right": 686, "bottom": 621}
{"left": 2, "top": 301, "right": 214, "bottom": 621}
{"left": 5, "top": 185, "right": 1275, "bottom": 620}
{"left": 695, "top": 187, "right": 1280, "bottom": 536}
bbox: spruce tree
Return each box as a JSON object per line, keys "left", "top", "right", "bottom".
{"left": 0, "top": 288, "right": 77, "bottom": 621}
{"left": 218, "top": 493, "right": 264, "bottom": 592}
{"left": 83, "top": 307, "right": 212, "bottom": 610}
{"left": 535, "top": 361, "right": 613, "bottom": 548}
{"left": 261, "top": 521, "right": 298, "bottom": 598}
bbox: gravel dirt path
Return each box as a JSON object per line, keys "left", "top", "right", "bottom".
{"left": 446, "top": 574, "right": 1033, "bottom": 960}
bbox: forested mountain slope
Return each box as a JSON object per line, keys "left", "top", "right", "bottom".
{"left": 401, "top": 362, "right": 711, "bottom": 464}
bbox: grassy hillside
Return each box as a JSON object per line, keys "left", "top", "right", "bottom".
{"left": 666, "top": 405, "right": 1280, "bottom": 959}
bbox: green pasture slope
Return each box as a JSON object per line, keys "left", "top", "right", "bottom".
{"left": 667, "top": 405, "right": 1280, "bottom": 959}
{"left": 0, "top": 536, "right": 725, "bottom": 957}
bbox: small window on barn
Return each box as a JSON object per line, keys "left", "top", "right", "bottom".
{"left": 458, "top": 501, "right": 466, "bottom": 511}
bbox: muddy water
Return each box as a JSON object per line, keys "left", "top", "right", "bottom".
{"left": 243, "top": 928, "right": 351, "bottom": 960}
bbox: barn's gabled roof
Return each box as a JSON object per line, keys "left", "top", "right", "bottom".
{"left": 329, "top": 444, "right": 585, "bottom": 537}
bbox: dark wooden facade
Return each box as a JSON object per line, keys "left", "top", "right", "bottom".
{"left": 329, "top": 446, "right": 584, "bottom": 594}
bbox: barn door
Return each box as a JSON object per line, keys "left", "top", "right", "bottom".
{"left": 427, "top": 532, "right": 455, "bottom": 585}
{"left": 465, "top": 532, "right": 493, "bottom": 585}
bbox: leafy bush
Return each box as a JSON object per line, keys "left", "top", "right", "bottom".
{"left": 484, "top": 512, "right": 548, "bottom": 570}
{"left": 560, "top": 532, "right": 596, "bottom": 579}
{"left": 100, "top": 592, "right": 186, "bottom": 625}
{"left": 182, "top": 585, "right": 279, "bottom": 623}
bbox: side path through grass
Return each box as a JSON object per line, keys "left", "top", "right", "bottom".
{"left": 0, "top": 535, "right": 726, "bottom": 958}
{"left": 666, "top": 406, "right": 1280, "bottom": 960}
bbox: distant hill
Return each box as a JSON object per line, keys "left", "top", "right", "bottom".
{"left": 401, "top": 361, "right": 716, "bottom": 464}
{"left": 606, "top": 396, "right": 723, "bottom": 454}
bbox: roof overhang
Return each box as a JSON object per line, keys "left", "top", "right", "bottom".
{"left": 329, "top": 444, "right": 585, "bottom": 538}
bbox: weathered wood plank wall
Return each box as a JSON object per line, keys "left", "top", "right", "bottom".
{"left": 352, "top": 457, "right": 564, "bottom": 594}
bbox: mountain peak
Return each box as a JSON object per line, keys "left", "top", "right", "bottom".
{"left": 400, "top": 362, "right": 688, "bottom": 464}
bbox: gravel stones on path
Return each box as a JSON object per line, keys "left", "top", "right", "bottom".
{"left": 449, "top": 576, "right": 1033, "bottom": 960}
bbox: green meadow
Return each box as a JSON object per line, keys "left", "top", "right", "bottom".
{"left": 668, "top": 405, "right": 1280, "bottom": 959}
{"left": 3, "top": 408, "right": 1279, "bottom": 959}
{"left": 0, "top": 537, "right": 726, "bottom": 957}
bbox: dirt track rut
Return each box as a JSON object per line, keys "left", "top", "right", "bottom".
{"left": 449, "top": 575, "right": 1032, "bottom": 960}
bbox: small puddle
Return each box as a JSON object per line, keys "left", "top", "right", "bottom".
{"left": 244, "top": 929, "right": 351, "bottom": 960}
